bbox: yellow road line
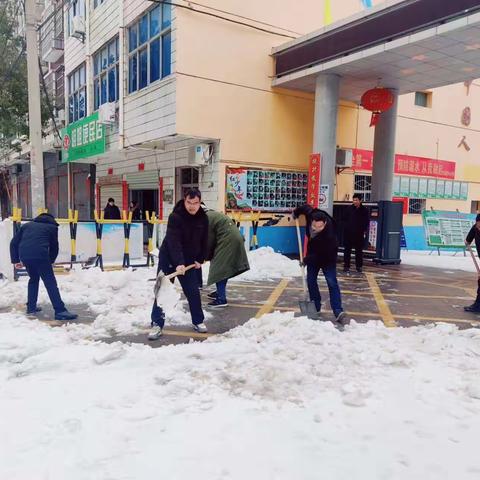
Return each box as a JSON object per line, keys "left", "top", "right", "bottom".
{"left": 255, "top": 278, "right": 289, "bottom": 318}
{"left": 162, "top": 329, "right": 213, "bottom": 339}
{"left": 365, "top": 272, "right": 396, "bottom": 328}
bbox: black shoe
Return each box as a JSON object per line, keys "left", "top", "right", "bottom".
{"left": 336, "top": 311, "right": 349, "bottom": 326}
{"left": 464, "top": 303, "right": 480, "bottom": 313}
{"left": 55, "top": 310, "right": 78, "bottom": 321}
{"left": 207, "top": 299, "right": 228, "bottom": 308}
{"left": 207, "top": 291, "right": 218, "bottom": 300}
{"left": 26, "top": 306, "right": 42, "bottom": 315}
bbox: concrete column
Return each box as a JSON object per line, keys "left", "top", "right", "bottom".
{"left": 371, "top": 88, "right": 399, "bottom": 201}
{"left": 313, "top": 74, "right": 340, "bottom": 215}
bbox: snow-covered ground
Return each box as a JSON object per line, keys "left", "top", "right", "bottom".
{"left": 401, "top": 249, "right": 477, "bottom": 273}
{"left": 0, "top": 247, "right": 301, "bottom": 339}
{"left": 1, "top": 312, "right": 479, "bottom": 479}
{"left": 1, "top": 247, "right": 480, "bottom": 479}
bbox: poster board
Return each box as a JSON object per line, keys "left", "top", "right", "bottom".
{"left": 225, "top": 167, "right": 308, "bottom": 212}
{"left": 422, "top": 210, "right": 475, "bottom": 248}
{"left": 393, "top": 176, "right": 468, "bottom": 200}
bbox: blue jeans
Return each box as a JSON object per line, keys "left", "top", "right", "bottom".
{"left": 151, "top": 257, "right": 205, "bottom": 328}
{"left": 306, "top": 263, "right": 343, "bottom": 317}
{"left": 23, "top": 260, "right": 66, "bottom": 314}
{"left": 216, "top": 279, "right": 228, "bottom": 303}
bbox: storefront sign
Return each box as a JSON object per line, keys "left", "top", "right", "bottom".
{"left": 225, "top": 167, "right": 308, "bottom": 212}
{"left": 61, "top": 112, "right": 106, "bottom": 163}
{"left": 307, "top": 154, "right": 321, "bottom": 207}
{"left": 351, "top": 149, "right": 456, "bottom": 179}
{"left": 423, "top": 210, "right": 475, "bottom": 248}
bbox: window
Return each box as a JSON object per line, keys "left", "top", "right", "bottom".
{"left": 67, "top": 0, "right": 85, "bottom": 37}
{"left": 408, "top": 198, "right": 426, "bottom": 215}
{"left": 93, "top": 37, "right": 120, "bottom": 110}
{"left": 128, "top": 3, "right": 172, "bottom": 94}
{"left": 94, "top": 0, "right": 106, "bottom": 8}
{"left": 414, "top": 91, "right": 432, "bottom": 108}
{"left": 179, "top": 167, "right": 199, "bottom": 200}
{"left": 68, "top": 63, "right": 87, "bottom": 123}
{"left": 354, "top": 174, "right": 372, "bottom": 202}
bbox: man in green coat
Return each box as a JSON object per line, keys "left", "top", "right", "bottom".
{"left": 205, "top": 209, "right": 250, "bottom": 307}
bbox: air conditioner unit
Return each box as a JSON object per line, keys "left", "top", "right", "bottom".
{"left": 336, "top": 148, "right": 353, "bottom": 168}
{"left": 188, "top": 143, "right": 213, "bottom": 166}
{"left": 98, "top": 102, "right": 116, "bottom": 124}
{"left": 71, "top": 16, "right": 85, "bottom": 40}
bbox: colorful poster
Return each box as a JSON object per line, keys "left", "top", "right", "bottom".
{"left": 423, "top": 210, "right": 476, "bottom": 248}
{"left": 409, "top": 177, "right": 419, "bottom": 197}
{"left": 418, "top": 178, "right": 428, "bottom": 198}
{"left": 460, "top": 182, "right": 469, "bottom": 200}
{"left": 427, "top": 178, "right": 437, "bottom": 197}
{"left": 400, "top": 177, "right": 410, "bottom": 196}
{"left": 444, "top": 181, "right": 453, "bottom": 199}
{"left": 225, "top": 167, "right": 308, "bottom": 212}
{"left": 436, "top": 180, "right": 445, "bottom": 199}
{"left": 452, "top": 181, "right": 461, "bottom": 200}
{"left": 392, "top": 176, "right": 400, "bottom": 196}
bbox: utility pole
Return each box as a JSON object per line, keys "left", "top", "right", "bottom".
{"left": 25, "top": 0, "right": 45, "bottom": 215}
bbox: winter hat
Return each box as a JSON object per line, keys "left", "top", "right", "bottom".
{"left": 476, "top": 214, "right": 480, "bottom": 222}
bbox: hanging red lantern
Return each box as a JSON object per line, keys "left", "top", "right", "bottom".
{"left": 361, "top": 87, "right": 395, "bottom": 127}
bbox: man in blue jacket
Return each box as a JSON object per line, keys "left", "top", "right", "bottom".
{"left": 10, "top": 213, "right": 78, "bottom": 320}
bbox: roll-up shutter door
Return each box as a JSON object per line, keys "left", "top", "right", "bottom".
{"left": 126, "top": 171, "right": 159, "bottom": 190}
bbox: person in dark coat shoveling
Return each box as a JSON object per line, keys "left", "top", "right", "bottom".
{"left": 9, "top": 213, "right": 78, "bottom": 320}
{"left": 464, "top": 213, "right": 480, "bottom": 312}
{"left": 148, "top": 189, "right": 208, "bottom": 340}
{"left": 204, "top": 208, "right": 250, "bottom": 307}
{"left": 293, "top": 205, "right": 347, "bottom": 326}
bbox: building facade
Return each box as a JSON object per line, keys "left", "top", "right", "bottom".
{"left": 4, "top": 0, "right": 480, "bottom": 250}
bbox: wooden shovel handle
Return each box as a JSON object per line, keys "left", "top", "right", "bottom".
{"left": 164, "top": 263, "right": 197, "bottom": 280}
{"left": 467, "top": 244, "right": 480, "bottom": 276}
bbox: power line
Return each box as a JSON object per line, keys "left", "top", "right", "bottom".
{"left": 185, "top": 1, "right": 302, "bottom": 36}
{"left": 149, "top": 0, "right": 296, "bottom": 39}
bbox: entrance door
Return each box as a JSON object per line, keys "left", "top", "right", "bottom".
{"left": 130, "top": 189, "right": 158, "bottom": 219}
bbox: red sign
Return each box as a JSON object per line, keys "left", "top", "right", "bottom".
{"left": 392, "top": 197, "right": 408, "bottom": 214}
{"left": 63, "top": 134, "right": 70, "bottom": 150}
{"left": 307, "top": 153, "right": 321, "bottom": 207}
{"left": 352, "top": 149, "right": 374, "bottom": 171}
{"left": 351, "top": 149, "right": 456, "bottom": 179}
{"left": 395, "top": 154, "right": 455, "bottom": 179}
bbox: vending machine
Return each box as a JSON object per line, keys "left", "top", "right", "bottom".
{"left": 333, "top": 200, "right": 403, "bottom": 265}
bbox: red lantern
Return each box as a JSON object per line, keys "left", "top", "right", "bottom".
{"left": 361, "top": 88, "right": 395, "bottom": 127}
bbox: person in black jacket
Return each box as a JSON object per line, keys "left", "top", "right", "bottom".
{"left": 149, "top": 189, "right": 208, "bottom": 339}
{"left": 103, "top": 198, "right": 121, "bottom": 220}
{"left": 293, "top": 205, "right": 346, "bottom": 325}
{"left": 343, "top": 193, "right": 370, "bottom": 273}
{"left": 464, "top": 214, "right": 480, "bottom": 312}
{"left": 9, "top": 213, "right": 78, "bottom": 320}
{"left": 129, "top": 201, "right": 141, "bottom": 221}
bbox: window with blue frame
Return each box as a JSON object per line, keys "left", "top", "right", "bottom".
{"left": 93, "top": 37, "right": 120, "bottom": 110}
{"left": 128, "top": 3, "right": 172, "bottom": 94}
{"left": 68, "top": 63, "right": 87, "bottom": 123}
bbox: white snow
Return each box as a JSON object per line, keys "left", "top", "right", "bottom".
{"left": 401, "top": 250, "right": 477, "bottom": 273}
{"left": 0, "top": 312, "right": 479, "bottom": 479}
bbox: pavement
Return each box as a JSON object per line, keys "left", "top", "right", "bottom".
{"left": 17, "top": 259, "right": 480, "bottom": 348}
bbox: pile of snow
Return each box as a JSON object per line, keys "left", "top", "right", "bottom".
{"left": 0, "top": 266, "right": 195, "bottom": 338}
{"left": 0, "top": 312, "right": 479, "bottom": 478}
{"left": 401, "top": 250, "right": 477, "bottom": 273}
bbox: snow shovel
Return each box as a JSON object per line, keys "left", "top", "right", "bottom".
{"left": 467, "top": 244, "right": 480, "bottom": 276}
{"left": 154, "top": 264, "right": 196, "bottom": 299}
{"left": 295, "top": 219, "right": 318, "bottom": 319}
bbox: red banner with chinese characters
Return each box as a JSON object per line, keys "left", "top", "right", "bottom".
{"left": 352, "top": 149, "right": 374, "bottom": 171}
{"left": 394, "top": 154, "right": 455, "bottom": 179}
{"left": 351, "top": 149, "right": 456, "bottom": 179}
{"left": 307, "top": 153, "right": 321, "bottom": 207}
